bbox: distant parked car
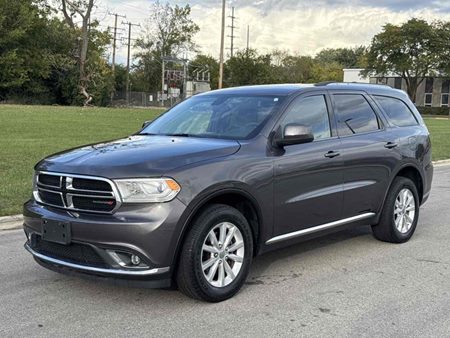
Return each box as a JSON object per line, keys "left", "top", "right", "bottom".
{"left": 23, "top": 82, "right": 433, "bottom": 302}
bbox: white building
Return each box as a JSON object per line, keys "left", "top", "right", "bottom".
{"left": 343, "top": 69, "right": 450, "bottom": 108}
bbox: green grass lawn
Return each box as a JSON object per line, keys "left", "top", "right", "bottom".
{"left": 423, "top": 117, "right": 450, "bottom": 161}
{"left": 0, "top": 105, "right": 163, "bottom": 216}
{"left": 0, "top": 105, "right": 449, "bottom": 217}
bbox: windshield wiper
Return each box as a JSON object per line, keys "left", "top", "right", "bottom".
{"left": 139, "top": 132, "right": 157, "bottom": 136}
{"left": 164, "top": 133, "right": 192, "bottom": 137}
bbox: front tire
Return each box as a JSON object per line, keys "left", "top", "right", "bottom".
{"left": 372, "top": 177, "right": 419, "bottom": 243}
{"left": 176, "top": 204, "right": 253, "bottom": 302}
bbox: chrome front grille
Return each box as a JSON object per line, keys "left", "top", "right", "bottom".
{"left": 34, "top": 172, "right": 121, "bottom": 214}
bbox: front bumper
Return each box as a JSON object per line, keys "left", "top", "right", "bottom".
{"left": 23, "top": 197, "right": 187, "bottom": 286}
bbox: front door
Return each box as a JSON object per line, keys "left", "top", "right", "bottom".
{"left": 273, "top": 93, "right": 344, "bottom": 237}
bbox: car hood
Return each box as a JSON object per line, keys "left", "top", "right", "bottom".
{"left": 36, "top": 135, "right": 241, "bottom": 178}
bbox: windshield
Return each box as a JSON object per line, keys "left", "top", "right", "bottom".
{"left": 140, "top": 94, "right": 285, "bottom": 139}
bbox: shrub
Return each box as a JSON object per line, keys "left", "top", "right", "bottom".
{"left": 417, "top": 106, "right": 450, "bottom": 116}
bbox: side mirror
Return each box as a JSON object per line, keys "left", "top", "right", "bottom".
{"left": 275, "top": 123, "right": 314, "bottom": 147}
{"left": 142, "top": 120, "right": 151, "bottom": 129}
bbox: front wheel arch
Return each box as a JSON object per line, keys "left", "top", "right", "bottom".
{"left": 172, "top": 186, "right": 263, "bottom": 277}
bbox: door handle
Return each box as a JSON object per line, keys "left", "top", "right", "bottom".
{"left": 384, "top": 142, "right": 398, "bottom": 149}
{"left": 324, "top": 151, "right": 340, "bottom": 158}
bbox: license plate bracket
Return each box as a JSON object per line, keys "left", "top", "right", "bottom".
{"left": 42, "top": 219, "right": 71, "bottom": 245}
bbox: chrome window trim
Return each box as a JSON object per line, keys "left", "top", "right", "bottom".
{"left": 265, "top": 212, "right": 376, "bottom": 245}
{"left": 25, "top": 243, "right": 169, "bottom": 276}
{"left": 34, "top": 171, "right": 122, "bottom": 214}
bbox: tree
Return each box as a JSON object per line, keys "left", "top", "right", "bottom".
{"left": 315, "top": 47, "right": 367, "bottom": 69}
{"left": 59, "top": 0, "right": 96, "bottom": 105}
{"left": 436, "top": 21, "right": 450, "bottom": 76}
{"left": 363, "top": 19, "right": 445, "bottom": 102}
{"left": 310, "top": 61, "right": 343, "bottom": 82}
{"left": 225, "top": 49, "right": 275, "bottom": 87}
{"left": 134, "top": 2, "right": 199, "bottom": 93}
{"left": 275, "top": 55, "right": 315, "bottom": 83}
{"left": 0, "top": 0, "right": 74, "bottom": 103}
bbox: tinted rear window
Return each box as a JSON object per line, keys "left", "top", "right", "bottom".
{"left": 333, "top": 94, "right": 380, "bottom": 136}
{"left": 374, "top": 96, "right": 418, "bottom": 127}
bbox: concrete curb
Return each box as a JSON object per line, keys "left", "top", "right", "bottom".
{"left": 0, "top": 214, "right": 23, "bottom": 231}
{"left": 433, "top": 159, "right": 450, "bottom": 167}
{"left": 1, "top": 159, "right": 450, "bottom": 231}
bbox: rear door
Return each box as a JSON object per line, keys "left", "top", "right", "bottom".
{"left": 273, "top": 92, "right": 344, "bottom": 236}
{"left": 330, "top": 91, "right": 398, "bottom": 218}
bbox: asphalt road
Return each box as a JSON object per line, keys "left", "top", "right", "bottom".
{"left": 2, "top": 166, "right": 450, "bottom": 337}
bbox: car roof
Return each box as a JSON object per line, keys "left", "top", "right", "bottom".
{"left": 198, "top": 84, "right": 314, "bottom": 96}
{"left": 197, "top": 82, "right": 405, "bottom": 98}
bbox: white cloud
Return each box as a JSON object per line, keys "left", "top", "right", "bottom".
{"left": 99, "top": 1, "right": 450, "bottom": 63}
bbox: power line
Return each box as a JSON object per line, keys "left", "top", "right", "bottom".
{"left": 227, "top": 7, "right": 237, "bottom": 58}
{"left": 107, "top": 12, "right": 126, "bottom": 104}
{"left": 246, "top": 25, "right": 250, "bottom": 51}
{"left": 218, "top": 0, "right": 226, "bottom": 89}
{"left": 122, "top": 20, "right": 141, "bottom": 106}
{"left": 108, "top": 13, "right": 126, "bottom": 73}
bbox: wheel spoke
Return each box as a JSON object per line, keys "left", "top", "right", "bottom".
{"left": 208, "top": 231, "right": 220, "bottom": 250}
{"left": 228, "top": 253, "right": 243, "bottom": 262}
{"left": 397, "top": 215, "right": 403, "bottom": 228}
{"left": 207, "top": 260, "right": 220, "bottom": 282}
{"left": 406, "top": 205, "right": 415, "bottom": 212}
{"left": 202, "top": 244, "right": 218, "bottom": 254}
{"left": 202, "top": 257, "right": 217, "bottom": 271}
{"left": 405, "top": 194, "right": 412, "bottom": 206}
{"left": 224, "top": 260, "right": 235, "bottom": 280}
{"left": 218, "top": 262, "right": 225, "bottom": 287}
{"left": 219, "top": 223, "right": 227, "bottom": 245}
{"left": 404, "top": 213, "right": 413, "bottom": 225}
{"left": 402, "top": 190, "right": 408, "bottom": 205}
{"left": 227, "top": 241, "right": 244, "bottom": 252}
{"left": 223, "top": 226, "right": 236, "bottom": 249}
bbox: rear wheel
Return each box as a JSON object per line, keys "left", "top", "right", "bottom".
{"left": 372, "top": 177, "right": 419, "bottom": 243}
{"left": 176, "top": 204, "right": 253, "bottom": 302}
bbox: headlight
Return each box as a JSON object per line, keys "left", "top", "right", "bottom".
{"left": 114, "top": 178, "right": 181, "bottom": 203}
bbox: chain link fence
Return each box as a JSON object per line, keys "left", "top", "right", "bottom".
{"left": 112, "top": 91, "right": 186, "bottom": 108}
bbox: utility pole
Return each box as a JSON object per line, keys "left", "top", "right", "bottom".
{"left": 246, "top": 25, "right": 250, "bottom": 52}
{"left": 108, "top": 12, "right": 126, "bottom": 105}
{"left": 122, "top": 21, "right": 140, "bottom": 106}
{"left": 161, "top": 50, "right": 165, "bottom": 106}
{"left": 218, "top": 0, "right": 226, "bottom": 89}
{"left": 108, "top": 13, "right": 126, "bottom": 73}
{"left": 227, "top": 7, "right": 237, "bottom": 58}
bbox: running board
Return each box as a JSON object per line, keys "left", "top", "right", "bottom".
{"left": 265, "top": 212, "right": 376, "bottom": 245}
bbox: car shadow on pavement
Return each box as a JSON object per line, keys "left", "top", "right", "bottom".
{"left": 37, "top": 225, "right": 375, "bottom": 305}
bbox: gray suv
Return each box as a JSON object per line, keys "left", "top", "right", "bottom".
{"left": 23, "top": 83, "right": 433, "bottom": 302}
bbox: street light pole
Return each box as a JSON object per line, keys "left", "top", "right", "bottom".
{"left": 218, "top": 0, "right": 226, "bottom": 89}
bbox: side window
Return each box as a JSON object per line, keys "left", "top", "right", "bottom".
{"left": 333, "top": 94, "right": 380, "bottom": 136}
{"left": 373, "top": 96, "right": 418, "bottom": 127}
{"left": 280, "top": 95, "right": 331, "bottom": 140}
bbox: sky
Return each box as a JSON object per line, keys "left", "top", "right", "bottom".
{"left": 94, "top": 0, "right": 450, "bottom": 64}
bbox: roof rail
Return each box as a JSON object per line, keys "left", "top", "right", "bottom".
{"left": 314, "top": 81, "right": 391, "bottom": 88}
{"left": 314, "top": 81, "right": 337, "bottom": 86}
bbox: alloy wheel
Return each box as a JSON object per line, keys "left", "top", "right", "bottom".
{"left": 201, "top": 222, "right": 245, "bottom": 287}
{"left": 393, "top": 188, "right": 416, "bottom": 234}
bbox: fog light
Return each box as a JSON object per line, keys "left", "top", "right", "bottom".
{"left": 131, "top": 254, "right": 141, "bottom": 265}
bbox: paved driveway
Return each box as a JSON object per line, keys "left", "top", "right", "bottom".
{"left": 1, "top": 166, "right": 450, "bottom": 337}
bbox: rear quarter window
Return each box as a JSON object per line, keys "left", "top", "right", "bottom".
{"left": 373, "top": 95, "right": 418, "bottom": 127}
